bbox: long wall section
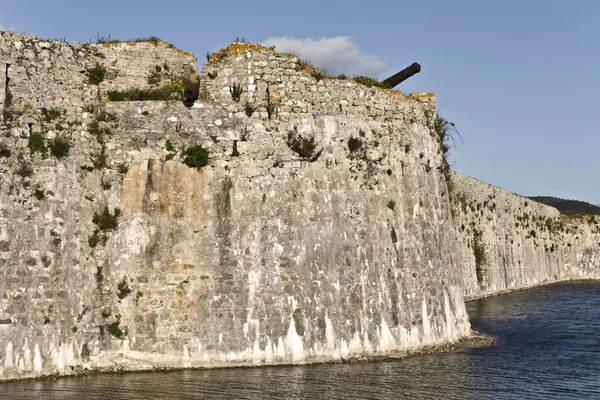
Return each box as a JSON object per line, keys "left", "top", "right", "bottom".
{"left": 451, "top": 172, "right": 600, "bottom": 297}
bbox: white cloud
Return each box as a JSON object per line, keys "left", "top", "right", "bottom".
{"left": 263, "top": 35, "right": 390, "bottom": 78}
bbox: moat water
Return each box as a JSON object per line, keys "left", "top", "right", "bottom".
{"left": 1, "top": 281, "right": 599, "bottom": 399}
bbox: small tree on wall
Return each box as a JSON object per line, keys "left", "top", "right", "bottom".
{"left": 183, "top": 145, "right": 209, "bottom": 170}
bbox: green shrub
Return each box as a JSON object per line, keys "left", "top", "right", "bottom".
{"left": 117, "top": 278, "right": 132, "bottom": 299}
{"left": 34, "top": 187, "right": 45, "bottom": 200}
{"left": 287, "top": 133, "right": 320, "bottom": 161}
{"left": 183, "top": 145, "right": 209, "bottom": 170}
{"left": 0, "top": 143, "right": 10, "bottom": 158}
{"left": 92, "top": 205, "right": 121, "bottom": 232}
{"left": 28, "top": 132, "right": 47, "bottom": 157}
{"left": 41, "top": 107, "right": 62, "bottom": 122}
{"left": 49, "top": 137, "right": 70, "bottom": 158}
{"left": 106, "top": 83, "right": 184, "bottom": 101}
{"left": 117, "top": 163, "right": 129, "bottom": 174}
{"left": 88, "top": 230, "right": 108, "bottom": 248}
{"left": 88, "top": 120, "right": 112, "bottom": 141}
{"left": 16, "top": 164, "right": 33, "bottom": 178}
{"left": 147, "top": 67, "right": 161, "bottom": 85}
{"left": 3, "top": 87, "right": 13, "bottom": 123}
{"left": 106, "top": 315, "right": 124, "bottom": 339}
{"left": 348, "top": 137, "right": 363, "bottom": 153}
{"left": 96, "top": 110, "right": 118, "bottom": 122}
{"left": 90, "top": 144, "right": 108, "bottom": 170}
{"left": 387, "top": 200, "right": 396, "bottom": 210}
{"left": 89, "top": 205, "right": 120, "bottom": 248}
{"left": 433, "top": 112, "right": 461, "bottom": 190}
{"left": 353, "top": 76, "right": 387, "bottom": 89}
{"left": 88, "top": 63, "right": 106, "bottom": 85}
{"left": 244, "top": 102, "right": 255, "bottom": 117}
{"left": 230, "top": 82, "right": 243, "bottom": 102}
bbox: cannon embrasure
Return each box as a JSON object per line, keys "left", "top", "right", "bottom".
{"left": 184, "top": 82, "right": 200, "bottom": 101}
{"left": 381, "top": 62, "right": 421, "bottom": 89}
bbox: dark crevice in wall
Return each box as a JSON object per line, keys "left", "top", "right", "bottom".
{"left": 5, "top": 63, "right": 10, "bottom": 87}
{"left": 3, "top": 63, "right": 11, "bottom": 123}
{"left": 142, "top": 159, "right": 154, "bottom": 213}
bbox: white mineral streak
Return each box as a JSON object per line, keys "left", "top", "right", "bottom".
{"left": 378, "top": 318, "right": 395, "bottom": 352}
{"left": 22, "top": 339, "right": 32, "bottom": 371}
{"left": 3, "top": 343, "right": 13, "bottom": 369}
{"left": 182, "top": 346, "right": 191, "bottom": 368}
{"left": 33, "top": 344, "right": 43, "bottom": 374}
{"left": 285, "top": 320, "right": 305, "bottom": 362}
{"left": 422, "top": 299, "right": 432, "bottom": 341}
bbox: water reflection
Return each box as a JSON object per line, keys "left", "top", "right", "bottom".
{"left": 1, "top": 281, "right": 599, "bottom": 399}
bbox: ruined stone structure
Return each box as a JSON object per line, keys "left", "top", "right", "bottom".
{"left": 0, "top": 32, "right": 597, "bottom": 381}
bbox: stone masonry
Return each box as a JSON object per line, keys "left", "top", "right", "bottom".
{"left": 0, "top": 32, "right": 597, "bottom": 381}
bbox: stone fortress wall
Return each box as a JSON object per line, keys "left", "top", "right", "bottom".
{"left": 0, "top": 31, "right": 597, "bottom": 381}
{"left": 451, "top": 172, "right": 599, "bottom": 297}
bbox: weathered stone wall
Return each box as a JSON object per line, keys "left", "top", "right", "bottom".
{"left": 1, "top": 33, "right": 597, "bottom": 382}
{"left": 451, "top": 172, "right": 600, "bottom": 297}
{"left": 0, "top": 36, "right": 469, "bottom": 380}
{"left": 0, "top": 31, "right": 197, "bottom": 117}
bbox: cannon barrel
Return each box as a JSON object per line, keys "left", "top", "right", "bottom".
{"left": 184, "top": 82, "right": 200, "bottom": 101}
{"left": 381, "top": 62, "right": 421, "bottom": 89}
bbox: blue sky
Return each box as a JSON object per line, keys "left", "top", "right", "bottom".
{"left": 2, "top": 0, "right": 598, "bottom": 204}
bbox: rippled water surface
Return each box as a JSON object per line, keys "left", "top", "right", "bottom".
{"left": 2, "top": 281, "right": 599, "bottom": 399}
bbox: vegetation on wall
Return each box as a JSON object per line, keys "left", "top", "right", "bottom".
{"left": 473, "top": 229, "right": 486, "bottom": 285}
{"left": 106, "top": 314, "right": 125, "bottom": 339}
{"left": 117, "top": 278, "right": 132, "bottom": 300}
{"left": 88, "top": 205, "right": 121, "bottom": 248}
{"left": 106, "top": 82, "right": 187, "bottom": 101}
{"left": 87, "top": 63, "right": 106, "bottom": 85}
{"left": 348, "top": 137, "right": 363, "bottom": 153}
{"left": 147, "top": 65, "right": 162, "bottom": 86}
{"left": 41, "top": 107, "right": 62, "bottom": 122}
{"left": 0, "top": 143, "right": 11, "bottom": 158}
{"left": 353, "top": 76, "right": 388, "bottom": 89}
{"left": 48, "top": 137, "right": 70, "bottom": 158}
{"left": 230, "top": 82, "right": 243, "bottom": 102}
{"left": 430, "top": 111, "right": 461, "bottom": 191}
{"left": 286, "top": 131, "right": 321, "bottom": 161}
{"left": 244, "top": 102, "right": 255, "bottom": 117}
{"left": 28, "top": 132, "right": 48, "bottom": 157}
{"left": 183, "top": 145, "right": 209, "bottom": 170}
{"left": 2, "top": 87, "right": 13, "bottom": 123}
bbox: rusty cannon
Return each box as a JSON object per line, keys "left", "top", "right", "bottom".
{"left": 184, "top": 82, "right": 200, "bottom": 101}
{"left": 381, "top": 62, "right": 421, "bottom": 89}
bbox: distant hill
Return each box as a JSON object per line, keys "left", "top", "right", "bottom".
{"left": 527, "top": 196, "right": 600, "bottom": 215}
